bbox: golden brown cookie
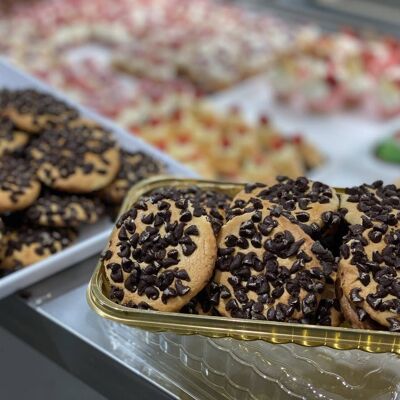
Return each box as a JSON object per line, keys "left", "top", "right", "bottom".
{"left": 0, "top": 156, "right": 41, "bottom": 213}
{"left": 2, "top": 89, "right": 79, "bottom": 133}
{"left": 338, "top": 223, "right": 400, "bottom": 331}
{"left": 340, "top": 181, "right": 400, "bottom": 227}
{"left": 1, "top": 225, "right": 77, "bottom": 270}
{"left": 229, "top": 177, "right": 340, "bottom": 238}
{"left": 0, "top": 116, "right": 29, "bottom": 157}
{"left": 211, "top": 204, "right": 336, "bottom": 322}
{"left": 100, "top": 150, "right": 163, "bottom": 205}
{"left": 29, "top": 123, "right": 120, "bottom": 193}
{"left": 102, "top": 187, "right": 217, "bottom": 312}
{"left": 25, "top": 190, "right": 105, "bottom": 228}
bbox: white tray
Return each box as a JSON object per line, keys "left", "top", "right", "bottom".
{"left": 0, "top": 58, "right": 197, "bottom": 300}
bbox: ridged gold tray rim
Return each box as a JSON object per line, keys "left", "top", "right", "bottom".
{"left": 87, "top": 176, "right": 400, "bottom": 355}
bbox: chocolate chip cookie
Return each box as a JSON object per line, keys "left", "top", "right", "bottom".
{"left": 29, "top": 123, "right": 120, "bottom": 193}
{"left": 1, "top": 225, "right": 77, "bottom": 269}
{"left": 2, "top": 89, "right": 79, "bottom": 133}
{"left": 102, "top": 187, "right": 217, "bottom": 311}
{"left": 25, "top": 190, "right": 105, "bottom": 228}
{"left": 340, "top": 181, "right": 400, "bottom": 227}
{"left": 338, "top": 223, "right": 400, "bottom": 331}
{"left": 100, "top": 150, "right": 163, "bottom": 205}
{"left": 0, "top": 156, "right": 41, "bottom": 213}
{"left": 230, "top": 177, "right": 340, "bottom": 237}
{"left": 212, "top": 203, "right": 336, "bottom": 322}
{"left": 0, "top": 116, "right": 29, "bottom": 157}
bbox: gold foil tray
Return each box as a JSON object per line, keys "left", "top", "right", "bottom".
{"left": 87, "top": 176, "right": 400, "bottom": 354}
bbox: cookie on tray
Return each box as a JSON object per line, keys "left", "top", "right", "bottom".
{"left": 340, "top": 181, "right": 400, "bottom": 227}
{"left": 1, "top": 225, "right": 77, "bottom": 270}
{"left": 211, "top": 203, "right": 337, "bottom": 322}
{"left": 102, "top": 187, "right": 218, "bottom": 312}
{"left": 25, "top": 190, "right": 105, "bottom": 228}
{"left": 29, "top": 123, "right": 120, "bottom": 193}
{"left": 0, "top": 156, "right": 41, "bottom": 213}
{"left": 1, "top": 89, "right": 79, "bottom": 133}
{"left": 0, "top": 116, "right": 29, "bottom": 157}
{"left": 229, "top": 177, "right": 341, "bottom": 237}
{"left": 338, "top": 223, "right": 400, "bottom": 331}
{"left": 100, "top": 150, "right": 164, "bottom": 205}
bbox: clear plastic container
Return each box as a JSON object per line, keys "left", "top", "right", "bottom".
{"left": 100, "top": 318, "right": 400, "bottom": 400}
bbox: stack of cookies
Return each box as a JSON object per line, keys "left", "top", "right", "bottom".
{"left": 0, "top": 88, "right": 163, "bottom": 276}
{"left": 102, "top": 177, "right": 400, "bottom": 332}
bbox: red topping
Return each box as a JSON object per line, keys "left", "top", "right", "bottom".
{"left": 177, "top": 133, "right": 191, "bottom": 144}
{"left": 222, "top": 137, "right": 231, "bottom": 148}
{"left": 259, "top": 114, "right": 269, "bottom": 125}
{"left": 292, "top": 134, "right": 303, "bottom": 145}
{"left": 154, "top": 140, "right": 167, "bottom": 151}
{"left": 271, "top": 137, "right": 285, "bottom": 150}
{"left": 149, "top": 118, "right": 161, "bottom": 127}
{"left": 171, "top": 109, "right": 182, "bottom": 121}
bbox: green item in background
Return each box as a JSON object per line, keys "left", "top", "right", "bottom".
{"left": 376, "top": 132, "right": 400, "bottom": 164}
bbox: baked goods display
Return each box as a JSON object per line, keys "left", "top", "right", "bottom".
{"left": 0, "top": 88, "right": 163, "bottom": 277}
{"left": 102, "top": 177, "right": 400, "bottom": 332}
{"left": 0, "top": 0, "right": 325, "bottom": 182}
{"left": 130, "top": 104, "right": 324, "bottom": 181}
{"left": 269, "top": 31, "right": 400, "bottom": 117}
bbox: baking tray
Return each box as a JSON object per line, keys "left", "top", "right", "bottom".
{"left": 0, "top": 58, "right": 197, "bottom": 299}
{"left": 87, "top": 176, "right": 400, "bottom": 355}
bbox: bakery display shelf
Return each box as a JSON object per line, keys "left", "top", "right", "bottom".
{"left": 0, "top": 58, "right": 196, "bottom": 300}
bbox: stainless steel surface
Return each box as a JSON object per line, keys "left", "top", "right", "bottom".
{"left": 0, "top": 257, "right": 234, "bottom": 400}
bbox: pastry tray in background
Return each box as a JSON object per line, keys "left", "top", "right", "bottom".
{"left": 0, "top": 58, "right": 197, "bottom": 300}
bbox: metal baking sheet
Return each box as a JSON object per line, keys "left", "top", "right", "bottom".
{"left": 0, "top": 58, "right": 197, "bottom": 300}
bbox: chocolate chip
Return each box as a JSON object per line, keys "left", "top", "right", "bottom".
{"left": 302, "top": 293, "right": 317, "bottom": 315}
{"left": 141, "top": 212, "right": 154, "bottom": 225}
{"left": 175, "top": 280, "right": 190, "bottom": 296}
{"left": 356, "top": 307, "right": 367, "bottom": 321}
{"left": 161, "top": 287, "right": 177, "bottom": 304}
{"left": 225, "top": 234, "right": 238, "bottom": 247}
{"left": 296, "top": 212, "right": 310, "bottom": 223}
{"left": 185, "top": 225, "right": 199, "bottom": 236}
{"left": 387, "top": 318, "right": 400, "bottom": 332}
{"left": 350, "top": 288, "right": 364, "bottom": 303}
{"left": 175, "top": 269, "right": 190, "bottom": 281}
{"left": 181, "top": 240, "right": 197, "bottom": 256}
{"left": 366, "top": 294, "right": 382, "bottom": 310}
{"left": 144, "top": 286, "right": 159, "bottom": 300}
{"left": 179, "top": 210, "right": 192, "bottom": 222}
{"left": 110, "top": 287, "right": 124, "bottom": 302}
